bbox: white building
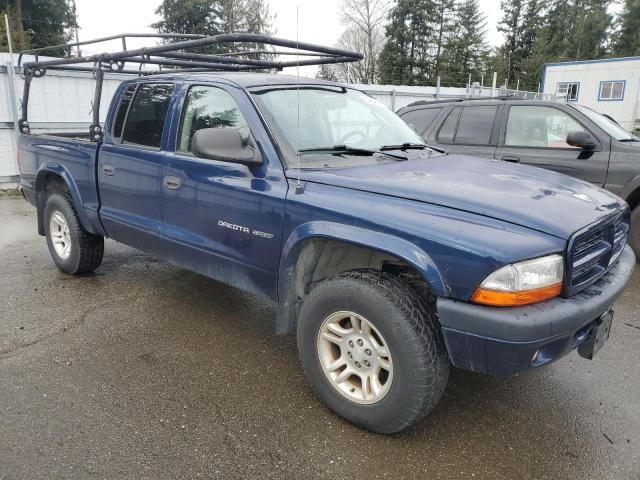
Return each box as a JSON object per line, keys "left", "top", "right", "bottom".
{"left": 541, "top": 56, "right": 640, "bottom": 133}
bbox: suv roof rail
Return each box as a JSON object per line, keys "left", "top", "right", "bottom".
{"left": 405, "top": 95, "right": 532, "bottom": 108}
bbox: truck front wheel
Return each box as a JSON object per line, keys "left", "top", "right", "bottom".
{"left": 297, "top": 270, "right": 450, "bottom": 434}
{"left": 43, "top": 193, "right": 104, "bottom": 275}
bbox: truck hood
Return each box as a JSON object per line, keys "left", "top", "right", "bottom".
{"left": 291, "top": 154, "right": 625, "bottom": 239}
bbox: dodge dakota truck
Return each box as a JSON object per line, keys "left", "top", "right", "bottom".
{"left": 16, "top": 34, "right": 636, "bottom": 434}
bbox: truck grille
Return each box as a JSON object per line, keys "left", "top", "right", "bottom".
{"left": 565, "top": 210, "right": 629, "bottom": 296}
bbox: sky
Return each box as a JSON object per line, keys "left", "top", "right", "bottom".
{"left": 73, "top": 0, "right": 505, "bottom": 75}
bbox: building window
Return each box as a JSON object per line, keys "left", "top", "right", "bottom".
{"left": 599, "top": 81, "right": 625, "bottom": 101}
{"left": 557, "top": 82, "right": 580, "bottom": 102}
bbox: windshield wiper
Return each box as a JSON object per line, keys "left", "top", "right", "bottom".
{"left": 299, "top": 145, "right": 407, "bottom": 160}
{"left": 618, "top": 138, "right": 640, "bottom": 142}
{"left": 379, "top": 142, "right": 429, "bottom": 151}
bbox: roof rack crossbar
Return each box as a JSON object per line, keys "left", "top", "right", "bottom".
{"left": 17, "top": 32, "right": 363, "bottom": 141}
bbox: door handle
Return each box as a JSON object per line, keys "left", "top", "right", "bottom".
{"left": 163, "top": 175, "right": 182, "bottom": 190}
{"left": 102, "top": 163, "right": 115, "bottom": 175}
{"left": 501, "top": 156, "right": 520, "bottom": 163}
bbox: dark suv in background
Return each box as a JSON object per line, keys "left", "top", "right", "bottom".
{"left": 397, "top": 98, "right": 640, "bottom": 257}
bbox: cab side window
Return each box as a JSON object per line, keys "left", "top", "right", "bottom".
{"left": 505, "top": 106, "right": 588, "bottom": 148}
{"left": 121, "top": 83, "right": 174, "bottom": 148}
{"left": 177, "top": 85, "right": 249, "bottom": 153}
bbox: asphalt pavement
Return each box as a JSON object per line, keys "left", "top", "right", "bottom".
{"left": 1, "top": 197, "right": 639, "bottom": 480}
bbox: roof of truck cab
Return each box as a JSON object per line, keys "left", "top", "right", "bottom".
{"left": 135, "top": 72, "right": 344, "bottom": 88}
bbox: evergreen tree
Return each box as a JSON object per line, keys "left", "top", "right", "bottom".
{"left": 613, "top": 0, "right": 640, "bottom": 56}
{"left": 379, "top": 0, "right": 436, "bottom": 85}
{"left": 316, "top": 63, "right": 339, "bottom": 82}
{"left": 153, "top": 0, "right": 274, "bottom": 54}
{"left": 441, "top": 0, "right": 489, "bottom": 86}
{"left": 432, "top": 0, "right": 456, "bottom": 80}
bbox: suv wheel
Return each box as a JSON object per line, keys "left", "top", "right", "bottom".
{"left": 44, "top": 193, "right": 104, "bottom": 274}
{"left": 297, "top": 270, "right": 450, "bottom": 434}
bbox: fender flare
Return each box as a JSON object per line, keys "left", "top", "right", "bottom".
{"left": 275, "top": 221, "right": 447, "bottom": 334}
{"left": 34, "top": 164, "right": 96, "bottom": 236}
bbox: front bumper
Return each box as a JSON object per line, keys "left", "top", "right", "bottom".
{"left": 437, "top": 245, "right": 636, "bottom": 375}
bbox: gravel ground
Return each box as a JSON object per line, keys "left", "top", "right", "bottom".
{"left": 1, "top": 197, "right": 639, "bottom": 480}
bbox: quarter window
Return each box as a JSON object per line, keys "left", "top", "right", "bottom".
{"left": 599, "top": 81, "right": 625, "bottom": 101}
{"left": 557, "top": 82, "right": 579, "bottom": 102}
{"left": 178, "top": 86, "right": 249, "bottom": 153}
{"left": 505, "top": 106, "right": 588, "bottom": 148}
{"left": 121, "top": 83, "right": 174, "bottom": 148}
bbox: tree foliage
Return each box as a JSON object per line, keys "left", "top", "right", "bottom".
{"left": 613, "top": 0, "right": 640, "bottom": 56}
{"left": 153, "top": 0, "right": 274, "bottom": 54}
{"left": 0, "top": 0, "right": 77, "bottom": 55}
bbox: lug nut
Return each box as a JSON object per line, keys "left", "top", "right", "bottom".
{"left": 365, "top": 348, "right": 372, "bottom": 356}
{"left": 364, "top": 360, "right": 370, "bottom": 367}
{"left": 347, "top": 352, "right": 352, "bottom": 358}
{"left": 357, "top": 339, "right": 364, "bottom": 346}
{"left": 355, "top": 362, "right": 361, "bottom": 368}
{"left": 349, "top": 340, "right": 354, "bottom": 347}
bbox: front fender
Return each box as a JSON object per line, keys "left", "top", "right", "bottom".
{"left": 34, "top": 164, "right": 97, "bottom": 236}
{"left": 275, "top": 221, "right": 447, "bottom": 334}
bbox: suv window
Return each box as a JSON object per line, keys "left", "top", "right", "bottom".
{"left": 437, "top": 107, "right": 461, "bottom": 143}
{"left": 178, "top": 85, "right": 249, "bottom": 153}
{"left": 437, "top": 105, "right": 496, "bottom": 145}
{"left": 505, "top": 106, "right": 588, "bottom": 148}
{"left": 400, "top": 108, "right": 442, "bottom": 135}
{"left": 121, "top": 83, "right": 174, "bottom": 148}
{"left": 455, "top": 106, "right": 497, "bottom": 145}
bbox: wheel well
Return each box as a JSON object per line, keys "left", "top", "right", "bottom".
{"left": 276, "top": 238, "right": 432, "bottom": 334}
{"left": 626, "top": 187, "right": 640, "bottom": 212}
{"left": 35, "top": 172, "right": 69, "bottom": 235}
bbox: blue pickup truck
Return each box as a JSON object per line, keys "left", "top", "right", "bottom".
{"left": 17, "top": 36, "right": 636, "bottom": 434}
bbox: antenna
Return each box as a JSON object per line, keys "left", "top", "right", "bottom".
{"left": 295, "top": 5, "right": 303, "bottom": 194}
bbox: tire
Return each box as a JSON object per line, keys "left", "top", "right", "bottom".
{"left": 629, "top": 206, "right": 640, "bottom": 262}
{"left": 297, "top": 270, "right": 450, "bottom": 434}
{"left": 43, "top": 192, "right": 104, "bottom": 275}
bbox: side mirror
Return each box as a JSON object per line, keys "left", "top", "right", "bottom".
{"left": 566, "top": 131, "right": 597, "bottom": 150}
{"left": 192, "top": 128, "right": 262, "bottom": 166}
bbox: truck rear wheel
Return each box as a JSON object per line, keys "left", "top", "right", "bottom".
{"left": 44, "top": 193, "right": 104, "bottom": 275}
{"left": 297, "top": 270, "right": 449, "bottom": 434}
{"left": 630, "top": 206, "right": 640, "bottom": 262}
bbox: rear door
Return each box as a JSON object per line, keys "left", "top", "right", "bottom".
{"left": 426, "top": 105, "right": 500, "bottom": 158}
{"left": 98, "top": 82, "right": 174, "bottom": 251}
{"left": 495, "top": 104, "right": 609, "bottom": 185}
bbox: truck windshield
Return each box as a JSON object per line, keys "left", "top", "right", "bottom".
{"left": 572, "top": 105, "right": 639, "bottom": 141}
{"left": 251, "top": 87, "right": 426, "bottom": 166}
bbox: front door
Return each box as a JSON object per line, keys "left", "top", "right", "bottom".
{"left": 161, "top": 83, "right": 287, "bottom": 299}
{"left": 495, "top": 105, "right": 609, "bottom": 185}
{"left": 98, "top": 82, "right": 174, "bottom": 252}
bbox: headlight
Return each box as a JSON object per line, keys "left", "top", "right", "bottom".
{"left": 471, "top": 254, "right": 564, "bottom": 307}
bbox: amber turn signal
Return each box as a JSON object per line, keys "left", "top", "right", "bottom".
{"left": 471, "top": 283, "right": 562, "bottom": 307}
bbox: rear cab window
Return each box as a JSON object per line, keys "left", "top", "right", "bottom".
{"left": 113, "top": 83, "right": 174, "bottom": 149}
